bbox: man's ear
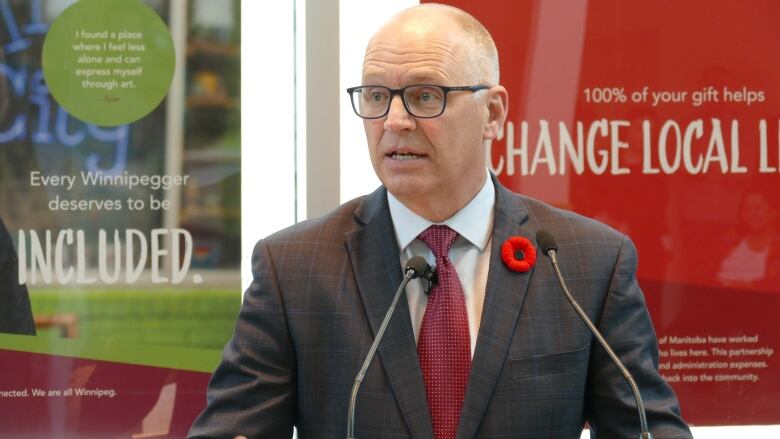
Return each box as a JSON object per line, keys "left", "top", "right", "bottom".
{"left": 483, "top": 85, "right": 508, "bottom": 140}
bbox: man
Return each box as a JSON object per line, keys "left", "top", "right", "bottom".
{"left": 190, "top": 4, "right": 691, "bottom": 438}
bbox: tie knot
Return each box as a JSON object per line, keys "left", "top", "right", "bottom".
{"left": 418, "top": 225, "right": 458, "bottom": 259}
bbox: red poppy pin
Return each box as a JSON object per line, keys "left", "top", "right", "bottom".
{"left": 501, "top": 236, "right": 537, "bottom": 273}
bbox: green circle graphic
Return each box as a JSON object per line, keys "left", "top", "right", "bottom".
{"left": 42, "top": 0, "right": 175, "bottom": 126}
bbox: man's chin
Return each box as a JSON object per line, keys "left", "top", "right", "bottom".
{"left": 383, "top": 177, "right": 431, "bottom": 202}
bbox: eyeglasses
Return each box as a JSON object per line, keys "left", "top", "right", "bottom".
{"left": 346, "top": 84, "right": 489, "bottom": 119}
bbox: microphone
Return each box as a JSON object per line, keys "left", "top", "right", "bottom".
{"left": 535, "top": 230, "right": 653, "bottom": 439}
{"left": 346, "top": 256, "right": 433, "bottom": 439}
{"left": 416, "top": 258, "right": 437, "bottom": 295}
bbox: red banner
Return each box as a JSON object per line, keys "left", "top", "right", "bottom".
{"left": 0, "top": 350, "right": 209, "bottom": 437}
{"left": 436, "top": 0, "right": 780, "bottom": 425}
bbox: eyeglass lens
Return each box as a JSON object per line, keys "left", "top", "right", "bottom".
{"left": 353, "top": 85, "right": 446, "bottom": 118}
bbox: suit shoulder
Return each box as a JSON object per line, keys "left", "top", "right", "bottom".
{"left": 507, "top": 193, "right": 639, "bottom": 282}
{"left": 514, "top": 193, "right": 628, "bottom": 248}
{"left": 259, "top": 195, "right": 367, "bottom": 250}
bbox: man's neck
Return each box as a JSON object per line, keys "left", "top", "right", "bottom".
{"left": 391, "top": 172, "right": 490, "bottom": 223}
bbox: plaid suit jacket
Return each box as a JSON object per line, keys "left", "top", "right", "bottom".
{"left": 189, "top": 177, "right": 691, "bottom": 439}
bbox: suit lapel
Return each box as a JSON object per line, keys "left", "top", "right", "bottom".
{"left": 459, "top": 179, "right": 535, "bottom": 439}
{"left": 345, "top": 187, "right": 434, "bottom": 439}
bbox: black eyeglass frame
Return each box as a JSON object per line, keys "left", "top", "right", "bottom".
{"left": 345, "top": 84, "right": 490, "bottom": 119}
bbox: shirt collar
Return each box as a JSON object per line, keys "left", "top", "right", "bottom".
{"left": 387, "top": 170, "right": 495, "bottom": 252}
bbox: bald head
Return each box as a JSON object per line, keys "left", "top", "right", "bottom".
{"left": 366, "top": 4, "right": 500, "bottom": 85}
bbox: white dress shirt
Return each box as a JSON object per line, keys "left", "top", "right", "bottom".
{"left": 387, "top": 172, "right": 495, "bottom": 357}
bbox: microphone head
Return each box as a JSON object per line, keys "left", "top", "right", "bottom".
{"left": 535, "top": 229, "right": 558, "bottom": 256}
{"left": 405, "top": 256, "right": 432, "bottom": 279}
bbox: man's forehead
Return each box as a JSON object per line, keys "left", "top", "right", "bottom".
{"left": 362, "top": 63, "right": 452, "bottom": 86}
{"left": 362, "top": 49, "right": 460, "bottom": 85}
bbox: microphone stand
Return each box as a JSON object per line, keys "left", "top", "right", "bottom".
{"left": 346, "top": 258, "right": 431, "bottom": 439}
{"left": 544, "top": 246, "right": 653, "bottom": 439}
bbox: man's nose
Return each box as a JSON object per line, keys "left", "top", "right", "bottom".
{"left": 383, "top": 95, "right": 415, "bottom": 133}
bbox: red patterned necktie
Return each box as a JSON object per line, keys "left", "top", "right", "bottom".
{"left": 417, "top": 225, "right": 471, "bottom": 439}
